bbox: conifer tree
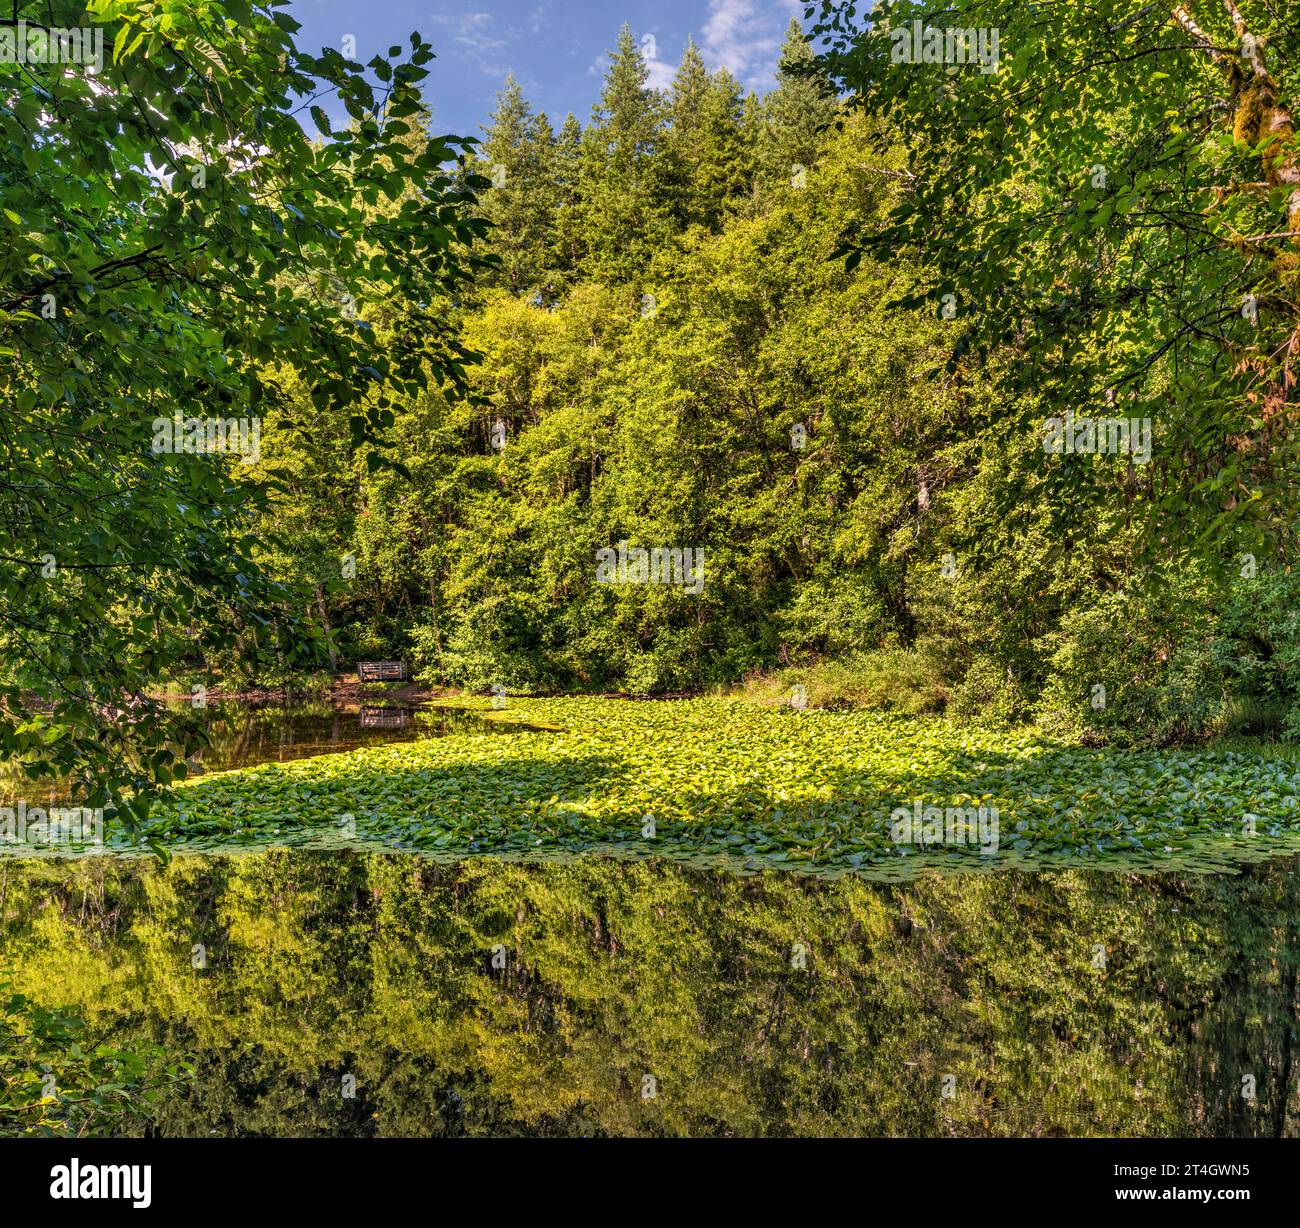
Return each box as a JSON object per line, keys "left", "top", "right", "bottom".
{"left": 661, "top": 40, "right": 749, "bottom": 231}
{"left": 479, "top": 76, "right": 558, "bottom": 296}
{"left": 755, "top": 18, "right": 838, "bottom": 187}
{"left": 547, "top": 112, "right": 587, "bottom": 299}
{"left": 578, "top": 25, "right": 669, "bottom": 284}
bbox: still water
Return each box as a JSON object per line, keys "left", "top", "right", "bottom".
{"left": 2, "top": 847, "right": 1298, "bottom": 1137}
{"left": 0, "top": 700, "right": 515, "bottom": 806}
{"left": 3, "top": 701, "right": 1298, "bottom": 1137}
{"left": 186, "top": 700, "right": 520, "bottom": 772}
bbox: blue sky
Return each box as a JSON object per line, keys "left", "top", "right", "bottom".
{"left": 288, "top": 0, "right": 809, "bottom": 139}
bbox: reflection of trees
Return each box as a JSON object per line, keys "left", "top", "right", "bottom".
{"left": 1, "top": 853, "right": 1298, "bottom": 1138}
{"left": 4, "top": 705, "right": 529, "bottom": 805}
{"left": 191, "top": 704, "right": 498, "bottom": 772}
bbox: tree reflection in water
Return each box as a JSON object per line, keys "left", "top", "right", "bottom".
{"left": 1, "top": 851, "right": 1297, "bottom": 1137}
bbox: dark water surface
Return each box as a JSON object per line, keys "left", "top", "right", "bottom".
{"left": 187, "top": 701, "right": 518, "bottom": 773}
{"left": 4, "top": 701, "right": 1299, "bottom": 1136}
{"left": 0, "top": 700, "right": 515, "bottom": 807}
{"left": 3, "top": 848, "right": 1299, "bottom": 1137}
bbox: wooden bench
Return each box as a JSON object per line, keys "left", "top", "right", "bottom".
{"left": 357, "top": 661, "right": 408, "bottom": 685}
{"left": 360, "top": 706, "right": 409, "bottom": 729}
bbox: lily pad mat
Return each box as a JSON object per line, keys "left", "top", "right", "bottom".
{"left": 102, "top": 697, "right": 1300, "bottom": 876}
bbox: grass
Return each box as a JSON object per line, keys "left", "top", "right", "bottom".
{"left": 108, "top": 696, "right": 1300, "bottom": 877}
{"left": 723, "top": 649, "right": 948, "bottom": 715}
{"left": 1211, "top": 735, "right": 1300, "bottom": 764}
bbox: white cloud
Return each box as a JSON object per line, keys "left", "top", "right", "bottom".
{"left": 700, "top": 0, "right": 789, "bottom": 87}
{"left": 646, "top": 60, "right": 676, "bottom": 90}
{"left": 644, "top": 45, "right": 676, "bottom": 91}
{"left": 429, "top": 9, "right": 509, "bottom": 77}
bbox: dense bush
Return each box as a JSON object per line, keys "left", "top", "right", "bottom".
{"left": 729, "top": 649, "right": 946, "bottom": 714}
{"left": 1035, "top": 575, "right": 1226, "bottom": 746}
{"left": 947, "top": 657, "right": 1027, "bottom": 729}
{"left": 1211, "top": 570, "right": 1300, "bottom": 740}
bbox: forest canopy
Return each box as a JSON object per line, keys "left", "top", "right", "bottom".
{"left": 3, "top": 4, "right": 1299, "bottom": 823}
{"left": 234, "top": 15, "right": 1299, "bottom": 747}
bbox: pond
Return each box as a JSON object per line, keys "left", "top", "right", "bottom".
{"left": 0, "top": 699, "right": 517, "bottom": 808}
{"left": 185, "top": 700, "right": 523, "bottom": 773}
{"left": 4, "top": 698, "right": 1300, "bottom": 1136}
{"left": 5, "top": 696, "right": 1300, "bottom": 874}
{"left": 2, "top": 847, "right": 1298, "bottom": 1137}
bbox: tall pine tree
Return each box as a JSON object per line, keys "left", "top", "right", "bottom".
{"left": 661, "top": 40, "right": 749, "bottom": 232}
{"left": 755, "top": 18, "right": 838, "bottom": 188}
{"left": 547, "top": 112, "right": 587, "bottom": 300}
{"left": 478, "top": 76, "right": 559, "bottom": 297}
{"left": 578, "top": 25, "right": 670, "bottom": 285}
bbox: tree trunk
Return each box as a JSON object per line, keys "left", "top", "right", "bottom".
{"left": 315, "top": 584, "right": 338, "bottom": 676}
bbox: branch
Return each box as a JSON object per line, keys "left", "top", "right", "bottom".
{"left": 1171, "top": 4, "right": 1226, "bottom": 62}
{"left": 1221, "top": 0, "right": 1268, "bottom": 77}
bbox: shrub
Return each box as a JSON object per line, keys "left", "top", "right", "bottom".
{"left": 1036, "top": 581, "right": 1227, "bottom": 746}
{"left": 948, "top": 656, "right": 1027, "bottom": 728}
{"left": 1210, "top": 568, "right": 1300, "bottom": 741}
{"left": 730, "top": 648, "right": 946, "bottom": 713}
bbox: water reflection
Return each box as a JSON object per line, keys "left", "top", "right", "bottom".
{"left": 0, "top": 701, "right": 514, "bottom": 807}
{"left": 2, "top": 849, "right": 1298, "bottom": 1137}
{"left": 187, "top": 701, "right": 515, "bottom": 773}
{"left": 359, "top": 707, "right": 410, "bottom": 730}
